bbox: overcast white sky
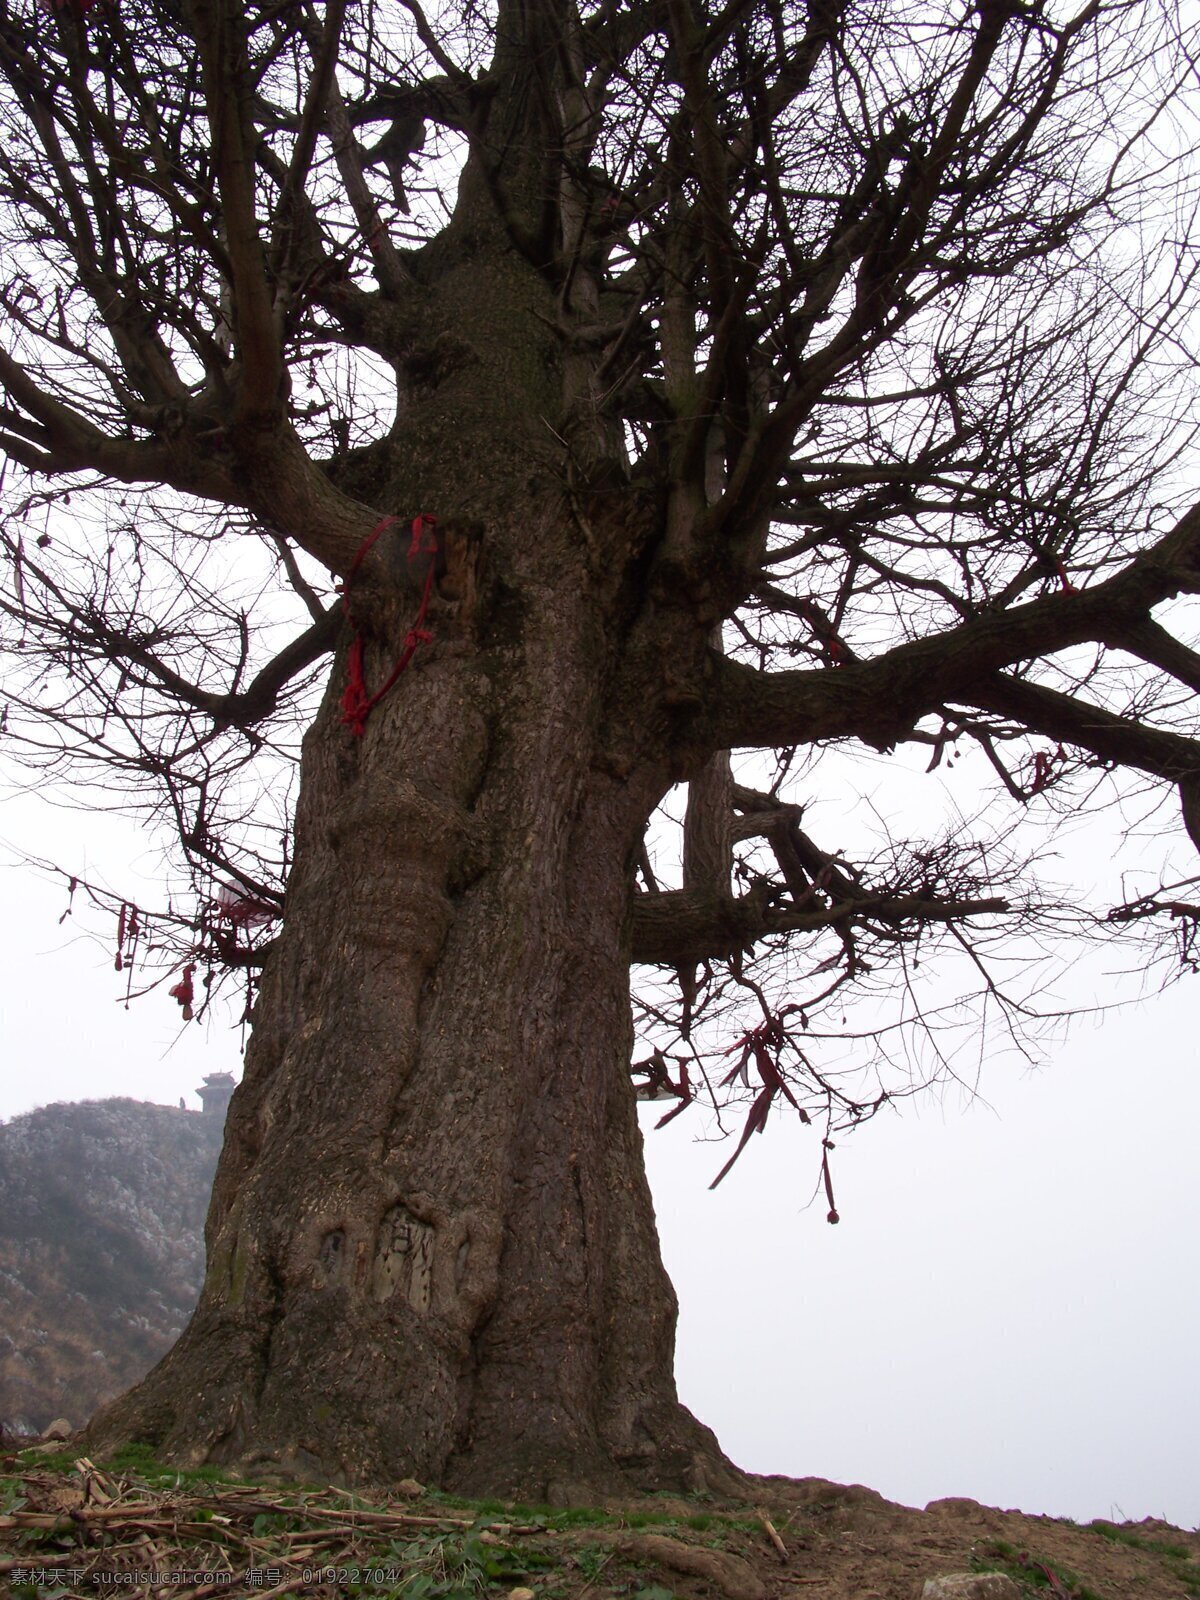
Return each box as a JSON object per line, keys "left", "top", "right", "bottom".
{"left": 1, "top": 770, "right": 1197, "bottom": 1532}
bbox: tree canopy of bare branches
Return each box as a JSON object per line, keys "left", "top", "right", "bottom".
{"left": 0, "top": 0, "right": 1198, "bottom": 1496}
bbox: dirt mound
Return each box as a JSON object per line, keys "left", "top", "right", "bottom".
{"left": 744, "top": 1477, "right": 1198, "bottom": 1600}
{"left": 1, "top": 1449, "right": 1195, "bottom": 1600}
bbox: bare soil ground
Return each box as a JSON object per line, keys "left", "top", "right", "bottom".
{"left": 734, "top": 1477, "right": 1199, "bottom": 1600}
{"left": 1, "top": 1445, "right": 1196, "bottom": 1600}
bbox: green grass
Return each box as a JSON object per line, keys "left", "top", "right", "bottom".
{"left": 421, "top": 1492, "right": 754, "bottom": 1538}
{"left": 1088, "top": 1522, "right": 1200, "bottom": 1597}
{"left": 14, "top": 1445, "right": 77, "bottom": 1473}
{"left": 1090, "top": 1523, "right": 1192, "bottom": 1561}
{"left": 970, "top": 1537, "right": 1105, "bottom": 1600}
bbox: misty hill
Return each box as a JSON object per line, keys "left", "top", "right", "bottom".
{"left": 0, "top": 1093, "right": 229, "bottom": 1435}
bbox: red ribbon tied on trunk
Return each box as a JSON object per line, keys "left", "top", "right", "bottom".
{"left": 340, "top": 513, "right": 439, "bottom": 737}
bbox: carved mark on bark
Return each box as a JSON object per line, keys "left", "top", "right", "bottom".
{"left": 317, "top": 1229, "right": 347, "bottom": 1285}
{"left": 373, "top": 1203, "right": 436, "bottom": 1312}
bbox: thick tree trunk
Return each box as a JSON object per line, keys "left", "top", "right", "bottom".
{"left": 86, "top": 497, "right": 735, "bottom": 1499}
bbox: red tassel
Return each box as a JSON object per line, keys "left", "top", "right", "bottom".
{"left": 168, "top": 963, "right": 196, "bottom": 1022}
{"left": 340, "top": 633, "right": 371, "bottom": 737}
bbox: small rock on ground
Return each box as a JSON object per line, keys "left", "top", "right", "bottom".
{"left": 920, "top": 1575, "right": 1022, "bottom": 1600}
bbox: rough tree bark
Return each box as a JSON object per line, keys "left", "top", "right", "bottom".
{"left": 85, "top": 196, "right": 737, "bottom": 1495}
{"left": 90, "top": 612, "right": 721, "bottom": 1496}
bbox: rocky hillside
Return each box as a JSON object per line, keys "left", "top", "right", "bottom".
{"left": 0, "top": 1097, "right": 225, "bottom": 1435}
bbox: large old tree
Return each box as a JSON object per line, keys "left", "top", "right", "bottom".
{"left": 1, "top": 0, "right": 1198, "bottom": 1495}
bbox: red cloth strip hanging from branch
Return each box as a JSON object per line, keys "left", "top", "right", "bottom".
{"left": 340, "top": 514, "right": 438, "bottom": 736}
